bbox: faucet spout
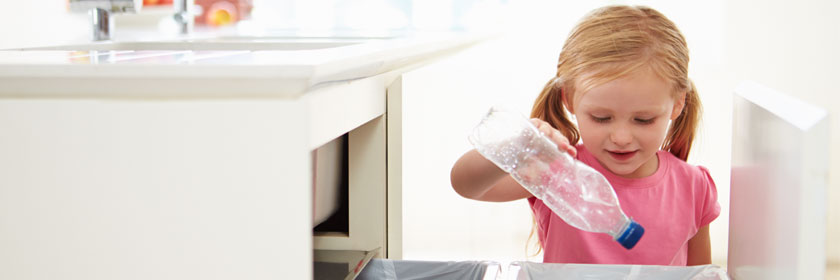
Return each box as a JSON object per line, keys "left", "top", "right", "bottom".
{"left": 69, "top": 0, "right": 141, "bottom": 41}
{"left": 173, "top": 0, "right": 194, "bottom": 36}
{"left": 90, "top": 7, "right": 112, "bottom": 41}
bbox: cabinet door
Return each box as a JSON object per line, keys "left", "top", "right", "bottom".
{"left": 0, "top": 98, "right": 312, "bottom": 280}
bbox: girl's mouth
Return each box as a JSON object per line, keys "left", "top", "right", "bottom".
{"left": 608, "top": 150, "right": 637, "bottom": 161}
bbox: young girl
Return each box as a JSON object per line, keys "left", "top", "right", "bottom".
{"left": 450, "top": 5, "right": 720, "bottom": 266}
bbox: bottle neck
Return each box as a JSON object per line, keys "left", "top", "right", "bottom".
{"left": 609, "top": 216, "right": 633, "bottom": 239}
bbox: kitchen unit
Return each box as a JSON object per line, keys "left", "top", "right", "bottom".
{"left": 0, "top": 34, "right": 484, "bottom": 280}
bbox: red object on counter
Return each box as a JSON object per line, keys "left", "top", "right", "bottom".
{"left": 143, "top": 0, "right": 172, "bottom": 6}
{"left": 195, "top": 0, "right": 253, "bottom": 26}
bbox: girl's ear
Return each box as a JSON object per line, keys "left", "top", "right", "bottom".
{"left": 671, "top": 91, "right": 687, "bottom": 120}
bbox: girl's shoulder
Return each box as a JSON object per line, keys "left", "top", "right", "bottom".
{"left": 658, "top": 152, "right": 721, "bottom": 228}
{"left": 658, "top": 150, "right": 715, "bottom": 186}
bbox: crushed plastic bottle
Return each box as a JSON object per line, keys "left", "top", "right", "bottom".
{"left": 468, "top": 107, "right": 644, "bottom": 249}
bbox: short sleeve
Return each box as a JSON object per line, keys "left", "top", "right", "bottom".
{"left": 697, "top": 166, "right": 721, "bottom": 228}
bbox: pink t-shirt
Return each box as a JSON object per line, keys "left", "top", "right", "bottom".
{"left": 528, "top": 145, "right": 721, "bottom": 265}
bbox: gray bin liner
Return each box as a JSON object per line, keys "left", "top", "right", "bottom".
{"left": 509, "top": 262, "right": 729, "bottom": 280}
{"left": 357, "top": 259, "right": 501, "bottom": 280}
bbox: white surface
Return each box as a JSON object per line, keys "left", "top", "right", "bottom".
{"left": 729, "top": 83, "right": 829, "bottom": 280}
{"left": 0, "top": 34, "right": 485, "bottom": 98}
{"left": 0, "top": 99, "right": 312, "bottom": 280}
{"left": 511, "top": 262, "right": 729, "bottom": 280}
{"left": 734, "top": 81, "right": 828, "bottom": 131}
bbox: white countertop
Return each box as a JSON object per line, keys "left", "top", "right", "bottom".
{"left": 0, "top": 32, "right": 486, "bottom": 98}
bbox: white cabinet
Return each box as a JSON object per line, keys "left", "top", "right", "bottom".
{"left": 0, "top": 34, "right": 484, "bottom": 279}
{"left": 0, "top": 71, "right": 408, "bottom": 280}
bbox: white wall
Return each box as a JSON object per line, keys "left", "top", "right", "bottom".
{"left": 0, "top": 0, "right": 89, "bottom": 49}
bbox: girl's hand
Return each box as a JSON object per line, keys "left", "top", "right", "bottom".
{"left": 530, "top": 118, "right": 577, "bottom": 157}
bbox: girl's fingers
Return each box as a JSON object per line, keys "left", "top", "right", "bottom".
{"left": 531, "top": 118, "right": 576, "bottom": 156}
{"left": 553, "top": 130, "right": 569, "bottom": 144}
{"left": 547, "top": 128, "right": 576, "bottom": 156}
{"left": 530, "top": 118, "right": 547, "bottom": 131}
{"left": 549, "top": 131, "right": 577, "bottom": 157}
{"left": 563, "top": 143, "right": 578, "bottom": 157}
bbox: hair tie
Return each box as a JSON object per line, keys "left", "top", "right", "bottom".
{"left": 686, "top": 78, "right": 695, "bottom": 93}
{"left": 550, "top": 76, "right": 563, "bottom": 89}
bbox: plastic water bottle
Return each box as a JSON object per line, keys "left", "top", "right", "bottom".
{"left": 468, "top": 107, "right": 644, "bottom": 249}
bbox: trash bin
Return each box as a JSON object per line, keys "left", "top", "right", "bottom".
{"left": 508, "top": 262, "right": 729, "bottom": 280}
{"left": 357, "top": 259, "right": 501, "bottom": 280}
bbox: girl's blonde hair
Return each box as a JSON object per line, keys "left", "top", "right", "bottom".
{"left": 527, "top": 5, "right": 702, "bottom": 256}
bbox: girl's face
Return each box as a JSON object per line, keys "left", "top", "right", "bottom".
{"left": 570, "top": 69, "right": 685, "bottom": 178}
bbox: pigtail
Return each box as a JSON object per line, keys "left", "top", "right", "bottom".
{"left": 525, "top": 211, "right": 543, "bottom": 257}
{"left": 530, "top": 77, "right": 580, "bottom": 145}
{"left": 526, "top": 76, "right": 580, "bottom": 257}
{"left": 663, "top": 79, "right": 702, "bottom": 161}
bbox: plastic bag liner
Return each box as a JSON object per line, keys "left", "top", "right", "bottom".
{"left": 509, "top": 262, "right": 730, "bottom": 280}
{"left": 357, "top": 259, "right": 501, "bottom": 280}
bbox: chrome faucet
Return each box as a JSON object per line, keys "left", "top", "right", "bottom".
{"left": 172, "top": 0, "right": 194, "bottom": 35}
{"left": 69, "top": 0, "right": 140, "bottom": 41}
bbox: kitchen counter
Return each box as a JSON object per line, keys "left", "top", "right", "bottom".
{"left": 0, "top": 33, "right": 484, "bottom": 98}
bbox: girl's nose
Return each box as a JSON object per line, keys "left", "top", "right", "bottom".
{"left": 610, "top": 126, "right": 633, "bottom": 146}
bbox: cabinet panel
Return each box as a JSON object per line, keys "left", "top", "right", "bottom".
{"left": 0, "top": 99, "right": 311, "bottom": 280}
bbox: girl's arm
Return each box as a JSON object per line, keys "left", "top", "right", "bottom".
{"left": 450, "top": 149, "right": 532, "bottom": 202}
{"left": 686, "top": 225, "right": 712, "bottom": 265}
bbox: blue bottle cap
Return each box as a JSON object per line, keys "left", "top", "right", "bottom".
{"left": 616, "top": 220, "right": 644, "bottom": 249}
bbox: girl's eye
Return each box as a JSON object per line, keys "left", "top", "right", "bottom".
{"left": 591, "top": 116, "right": 611, "bottom": 123}
{"left": 635, "top": 118, "right": 655, "bottom": 124}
